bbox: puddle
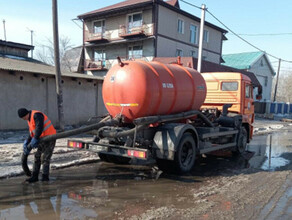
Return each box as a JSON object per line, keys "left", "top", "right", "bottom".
{"left": 247, "top": 131, "right": 292, "bottom": 171}
{"left": 0, "top": 164, "right": 197, "bottom": 220}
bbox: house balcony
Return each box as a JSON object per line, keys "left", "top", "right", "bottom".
{"left": 85, "top": 30, "right": 110, "bottom": 43}
{"left": 119, "top": 23, "right": 153, "bottom": 38}
{"left": 84, "top": 59, "right": 110, "bottom": 71}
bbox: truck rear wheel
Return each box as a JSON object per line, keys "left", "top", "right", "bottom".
{"left": 174, "top": 133, "right": 197, "bottom": 174}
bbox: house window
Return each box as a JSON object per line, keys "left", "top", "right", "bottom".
{"left": 203, "top": 30, "right": 209, "bottom": 43}
{"left": 190, "top": 50, "right": 196, "bottom": 58}
{"left": 129, "top": 45, "right": 143, "bottom": 59}
{"left": 260, "top": 59, "right": 264, "bottom": 67}
{"left": 128, "top": 13, "right": 143, "bottom": 31}
{"left": 176, "top": 49, "right": 183, "bottom": 57}
{"left": 94, "top": 49, "right": 106, "bottom": 61}
{"left": 93, "top": 20, "right": 105, "bottom": 34}
{"left": 177, "top": 19, "right": 184, "bottom": 34}
{"left": 190, "top": 24, "right": 197, "bottom": 44}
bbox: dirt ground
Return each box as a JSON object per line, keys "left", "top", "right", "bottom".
{"left": 0, "top": 119, "right": 292, "bottom": 219}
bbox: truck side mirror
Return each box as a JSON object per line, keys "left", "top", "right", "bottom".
{"left": 256, "top": 94, "right": 262, "bottom": 100}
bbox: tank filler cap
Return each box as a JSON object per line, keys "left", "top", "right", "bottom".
{"left": 117, "top": 56, "right": 124, "bottom": 67}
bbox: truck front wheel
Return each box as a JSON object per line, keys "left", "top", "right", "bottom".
{"left": 236, "top": 127, "right": 247, "bottom": 155}
{"left": 174, "top": 133, "right": 197, "bottom": 174}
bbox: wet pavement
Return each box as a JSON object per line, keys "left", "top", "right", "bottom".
{"left": 0, "top": 129, "right": 292, "bottom": 219}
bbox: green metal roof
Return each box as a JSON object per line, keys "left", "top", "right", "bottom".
{"left": 222, "top": 51, "right": 264, "bottom": 69}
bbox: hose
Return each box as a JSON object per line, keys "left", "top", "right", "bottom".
{"left": 21, "top": 117, "right": 118, "bottom": 176}
{"left": 21, "top": 153, "right": 31, "bottom": 177}
{"left": 100, "top": 110, "right": 214, "bottom": 139}
{"left": 40, "top": 117, "right": 118, "bottom": 142}
{"left": 98, "top": 124, "right": 147, "bottom": 138}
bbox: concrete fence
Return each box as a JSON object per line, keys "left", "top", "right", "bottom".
{"left": 0, "top": 69, "right": 107, "bottom": 130}
{"left": 254, "top": 101, "right": 292, "bottom": 116}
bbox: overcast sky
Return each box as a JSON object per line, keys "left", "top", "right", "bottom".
{"left": 1, "top": 0, "right": 291, "bottom": 72}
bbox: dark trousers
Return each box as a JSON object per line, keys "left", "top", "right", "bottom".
{"left": 32, "top": 140, "right": 56, "bottom": 176}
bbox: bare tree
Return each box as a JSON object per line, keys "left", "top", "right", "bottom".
{"left": 272, "top": 71, "right": 292, "bottom": 102}
{"left": 36, "top": 36, "right": 74, "bottom": 71}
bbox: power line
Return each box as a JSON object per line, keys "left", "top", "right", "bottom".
{"left": 233, "top": 33, "right": 292, "bottom": 36}
{"left": 179, "top": 0, "right": 202, "bottom": 10}
{"left": 206, "top": 9, "right": 292, "bottom": 63}
{"left": 179, "top": 0, "right": 292, "bottom": 64}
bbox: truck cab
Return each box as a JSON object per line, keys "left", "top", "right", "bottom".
{"left": 201, "top": 72, "right": 254, "bottom": 141}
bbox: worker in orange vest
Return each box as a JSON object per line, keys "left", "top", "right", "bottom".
{"left": 18, "top": 108, "right": 56, "bottom": 183}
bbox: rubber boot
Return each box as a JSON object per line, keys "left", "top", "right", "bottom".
{"left": 41, "top": 174, "right": 49, "bottom": 182}
{"left": 25, "top": 172, "right": 39, "bottom": 183}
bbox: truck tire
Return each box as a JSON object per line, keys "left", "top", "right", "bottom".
{"left": 236, "top": 127, "right": 247, "bottom": 155}
{"left": 174, "top": 133, "right": 197, "bottom": 174}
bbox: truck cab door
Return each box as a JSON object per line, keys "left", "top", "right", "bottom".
{"left": 244, "top": 82, "right": 254, "bottom": 124}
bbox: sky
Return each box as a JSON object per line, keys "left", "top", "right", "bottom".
{"left": 0, "top": 0, "right": 292, "bottom": 73}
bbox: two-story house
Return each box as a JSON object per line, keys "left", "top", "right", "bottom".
{"left": 77, "top": 0, "right": 227, "bottom": 76}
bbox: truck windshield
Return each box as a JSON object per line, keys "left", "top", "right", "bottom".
{"left": 221, "top": 82, "right": 238, "bottom": 91}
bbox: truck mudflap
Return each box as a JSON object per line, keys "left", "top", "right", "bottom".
{"left": 67, "top": 140, "right": 149, "bottom": 160}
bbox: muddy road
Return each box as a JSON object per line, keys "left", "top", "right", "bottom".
{"left": 1, "top": 128, "right": 292, "bottom": 219}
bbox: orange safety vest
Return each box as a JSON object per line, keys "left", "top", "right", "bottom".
{"left": 28, "top": 110, "right": 56, "bottom": 138}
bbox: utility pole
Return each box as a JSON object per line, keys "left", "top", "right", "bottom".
{"left": 3, "top": 20, "right": 6, "bottom": 41}
{"left": 52, "top": 0, "right": 65, "bottom": 130}
{"left": 273, "top": 59, "right": 281, "bottom": 102}
{"left": 197, "top": 4, "right": 206, "bottom": 73}
{"left": 27, "top": 28, "right": 34, "bottom": 58}
{"left": 30, "top": 30, "right": 33, "bottom": 58}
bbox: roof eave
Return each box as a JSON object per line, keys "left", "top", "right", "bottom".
{"left": 78, "top": 1, "right": 154, "bottom": 20}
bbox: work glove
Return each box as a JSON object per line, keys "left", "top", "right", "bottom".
{"left": 23, "top": 140, "right": 32, "bottom": 156}
{"left": 30, "top": 137, "right": 39, "bottom": 149}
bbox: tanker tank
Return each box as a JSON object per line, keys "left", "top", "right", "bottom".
{"left": 102, "top": 59, "right": 207, "bottom": 122}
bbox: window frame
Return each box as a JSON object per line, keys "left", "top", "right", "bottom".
{"left": 92, "top": 19, "right": 105, "bottom": 34}
{"left": 190, "top": 23, "right": 198, "bottom": 44}
{"left": 176, "top": 49, "right": 183, "bottom": 57}
{"left": 128, "top": 45, "right": 143, "bottom": 59}
{"left": 245, "top": 84, "right": 251, "bottom": 98}
{"left": 190, "top": 50, "right": 196, "bottom": 58}
{"left": 177, "top": 18, "right": 184, "bottom": 34}
{"left": 128, "top": 12, "right": 143, "bottom": 29}
{"left": 221, "top": 81, "right": 239, "bottom": 91}
{"left": 203, "top": 30, "right": 209, "bottom": 43}
{"left": 93, "top": 49, "right": 106, "bottom": 61}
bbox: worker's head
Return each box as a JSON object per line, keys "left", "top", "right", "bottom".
{"left": 18, "top": 108, "right": 30, "bottom": 120}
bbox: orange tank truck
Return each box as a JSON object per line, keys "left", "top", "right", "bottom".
{"left": 68, "top": 60, "right": 255, "bottom": 174}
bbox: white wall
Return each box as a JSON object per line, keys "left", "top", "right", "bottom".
{"left": 250, "top": 56, "right": 274, "bottom": 101}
